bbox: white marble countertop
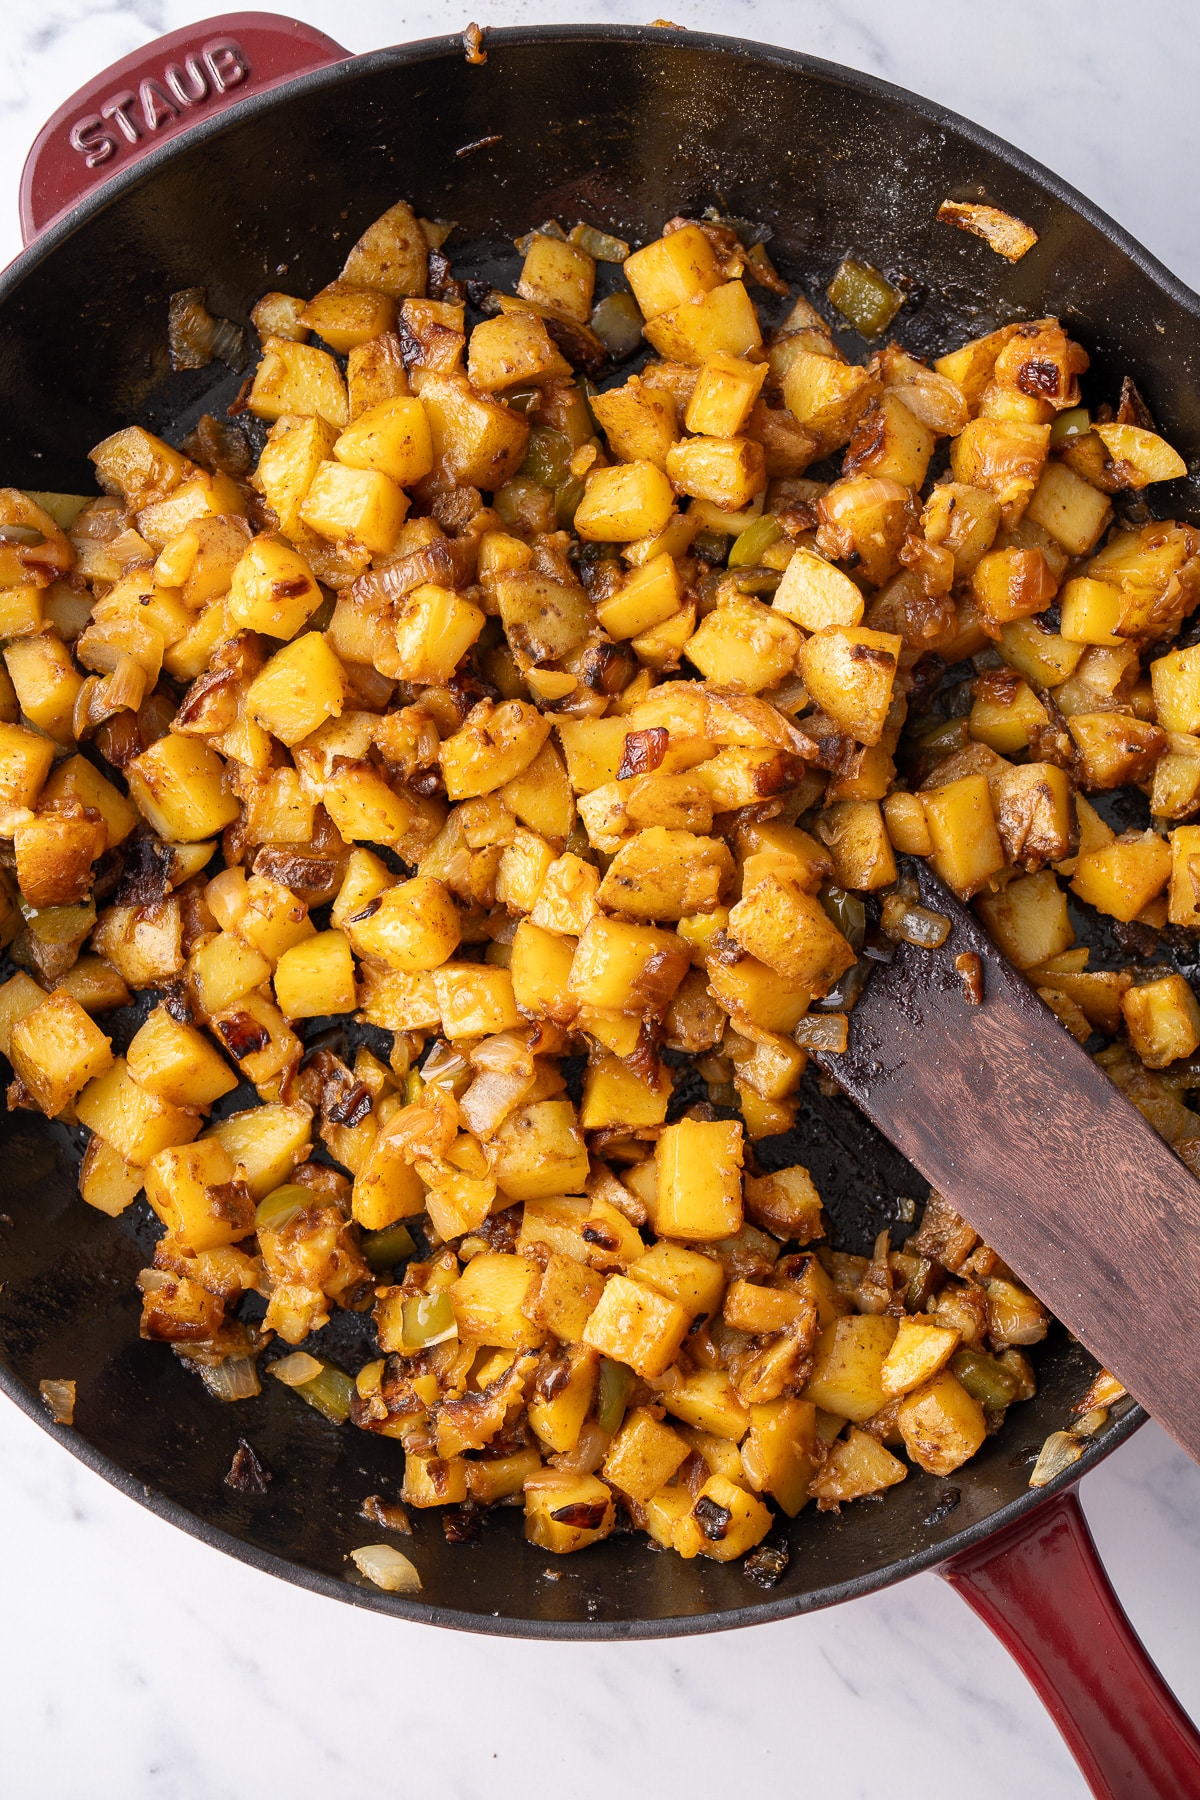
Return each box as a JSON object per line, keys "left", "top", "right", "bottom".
{"left": 2, "top": 3, "right": 1200, "bottom": 1795}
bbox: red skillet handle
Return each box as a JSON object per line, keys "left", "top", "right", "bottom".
{"left": 942, "top": 1488, "right": 1200, "bottom": 1798}
{"left": 19, "top": 11, "right": 351, "bottom": 244}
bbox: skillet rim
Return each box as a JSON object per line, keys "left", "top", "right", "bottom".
{"left": 0, "top": 20, "right": 1165, "bottom": 1637}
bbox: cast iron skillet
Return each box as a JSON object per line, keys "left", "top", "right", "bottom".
{"left": 3, "top": 18, "right": 1199, "bottom": 1794}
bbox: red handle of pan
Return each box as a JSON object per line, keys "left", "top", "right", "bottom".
{"left": 18, "top": 11, "right": 351, "bottom": 244}
{"left": 943, "top": 1488, "right": 1200, "bottom": 1798}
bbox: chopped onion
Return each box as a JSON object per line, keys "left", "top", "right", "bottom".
{"left": 590, "top": 291, "right": 644, "bottom": 359}
{"left": 1070, "top": 1406, "right": 1109, "bottom": 1439}
{"left": 1028, "top": 1429, "right": 1084, "bottom": 1488}
{"left": 200, "top": 1357, "right": 261, "bottom": 1402}
{"left": 168, "top": 286, "right": 249, "bottom": 372}
{"left": 350, "top": 1544, "right": 422, "bottom": 1594}
{"left": 881, "top": 891, "right": 952, "bottom": 949}
{"left": 39, "top": 1379, "right": 75, "bottom": 1425}
{"left": 270, "top": 1351, "right": 323, "bottom": 1388}
{"left": 569, "top": 222, "right": 630, "bottom": 263}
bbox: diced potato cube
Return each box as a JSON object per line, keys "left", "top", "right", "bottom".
{"left": 630, "top": 1241, "right": 726, "bottom": 1321}
{"left": 0, "top": 722, "right": 55, "bottom": 824}
{"left": 210, "top": 992, "right": 301, "bottom": 1089}
{"left": 663, "top": 1367, "right": 751, "bottom": 1441}
{"left": 450, "top": 1253, "right": 545, "bottom": 1348}
{"left": 896, "top": 1370, "right": 987, "bottom": 1475}
{"left": 1151, "top": 645, "right": 1200, "bottom": 735}
{"left": 684, "top": 1472, "right": 773, "bottom": 1561}
{"left": 491, "top": 1099, "right": 589, "bottom": 1201}
{"left": 602, "top": 1407, "right": 690, "bottom": 1503}
{"left": 433, "top": 964, "right": 521, "bottom": 1038}
{"left": 582, "top": 1272, "right": 690, "bottom": 1378}
{"left": 210, "top": 1103, "right": 311, "bottom": 1198}
{"left": 728, "top": 872, "right": 854, "bottom": 994}
{"left": 773, "top": 547, "right": 864, "bottom": 631}
{"left": 350, "top": 1124, "right": 425, "bottom": 1230}
{"left": 666, "top": 435, "right": 765, "bottom": 509}
{"left": 739, "top": 1397, "right": 819, "bottom": 1516}
{"left": 391, "top": 582, "right": 485, "bottom": 686}
{"left": 523, "top": 1252, "right": 604, "bottom": 1342}
{"left": 1068, "top": 712, "right": 1165, "bottom": 790}
{"left": 246, "top": 632, "right": 346, "bottom": 746}
{"left": 1074, "top": 833, "right": 1171, "bottom": 924}
{"left": 92, "top": 900, "right": 183, "bottom": 988}
{"left": 685, "top": 595, "right": 801, "bottom": 693}
{"left": 332, "top": 395, "right": 433, "bottom": 489}
{"left": 597, "top": 552, "right": 683, "bottom": 640}
{"left": 440, "top": 700, "right": 550, "bottom": 800}
{"left": 530, "top": 853, "right": 599, "bottom": 937}
{"left": 590, "top": 378, "right": 678, "bottom": 469}
{"left": 346, "top": 877, "right": 459, "bottom": 976}
{"left": 797, "top": 626, "right": 901, "bottom": 746}
{"left": 233, "top": 873, "right": 314, "bottom": 966}
{"left": 881, "top": 1319, "right": 962, "bottom": 1397}
{"left": 254, "top": 415, "right": 338, "bottom": 541}
{"left": 644, "top": 281, "right": 763, "bottom": 364}
{"left": 579, "top": 1051, "right": 670, "bottom": 1131}
{"left": 523, "top": 1471, "right": 615, "bottom": 1553}
{"left": 706, "top": 953, "right": 811, "bottom": 1035}
{"left": 144, "top": 1137, "right": 254, "bottom": 1254}
{"left": 78, "top": 1134, "right": 144, "bottom": 1218}
{"left": 467, "top": 312, "right": 571, "bottom": 391}
{"left": 227, "top": 536, "right": 324, "bottom": 639}
{"left": 1024, "top": 460, "right": 1112, "bottom": 554}
{"left": 808, "top": 1427, "right": 908, "bottom": 1506}
{"left": 0, "top": 970, "right": 50, "bottom": 1056}
{"left": 1122, "top": 973, "right": 1200, "bottom": 1069}
{"left": 526, "top": 1344, "right": 600, "bottom": 1453}
{"left": 298, "top": 280, "right": 396, "bottom": 353}
{"left": 567, "top": 916, "right": 689, "bottom": 1013}
{"left": 1092, "top": 422, "right": 1187, "bottom": 489}
{"left": 403, "top": 1455, "right": 469, "bottom": 1509}
{"left": 249, "top": 336, "right": 348, "bottom": 426}
{"left": 39, "top": 754, "right": 137, "bottom": 848}
{"left": 14, "top": 809, "right": 106, "bottom": 909}
{"left": 802, "top": 1315, "right": 899, "bottom": 1422}
{"left": 341, "top": 199, "right": 427, "bottom": 299}
{"left": 971, "top": 546, "right": 1057, "bottom": 627}
{"left": 976, "top": 869, "right": 1073, "bottom": 968}
{"left": 921, "top": 773, "right": 1006, "bottom": 898}
{"left": 126, "top": 1004, "right": 238, "bottom": 1107}
{"left": 189, "top": 931, "right": 272, "bottom": 1015}
{"left": 624, "top": 224, "right": 721, "bottom": 319}
{"left": 598, "top": 827, "right": 732, "bottom": 921}
{"left": 274, "top": 931, "right": 357, "bottom": 1020}
{"left": 575, "top": 461, "right": 675, "bottom": 543}
{"left": 4, "top": 634, "right": 82, "bottom": 744}
{"left": 782, "top": 352, "right": 875, "bottom": 448}
{"left": 653, "top": 1117, "right": 743, "bottom": 1242}
{"left": 517, "top": 234, "right": 595, "bottom": 322}
{"left": 845, "top": 391, "right": 935, "bottom": 486}
{"left": 90, "top": 424, "right": 191, "bottom": 503}
{"left": 684, "top": 354, "right": 768, "bottom": 438}
{"left": 9, "top": 989, "right": 112, "bottom": 1115}
{"left": 816, "top": 799, "right": 897, "bottom": 891}
{"left": 76, "top": 1058, "right": 200, "bottom": 1166}
{"left": 949, "top": 417, "right": 1050, "bottom": 516}
{"left": 509, "top": 920, "right": 578, "bottom": 1021}
{"left": 299, "top": 460, "right": 407, "bottom": 556}
{"left": 420, "top": 374, "right": 530, "bottom": 488}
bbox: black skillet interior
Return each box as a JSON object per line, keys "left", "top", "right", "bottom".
{"left": 0, "top": 25, "right": 1183, "bottom": 1636}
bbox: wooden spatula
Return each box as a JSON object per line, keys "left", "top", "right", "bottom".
{"left": 816, "top": 859, "right": 1200, "bottom": 1467}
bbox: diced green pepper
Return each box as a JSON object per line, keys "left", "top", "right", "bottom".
{"left": 569, "top": 223, "right": 631, "bottom": 264}
{"left": 827, "top": 257, "right": 904, "bottom": 338}
{"left": 951, "top": 1348, "right": 1020, "bottom": 1411}
{"left": 555, "top": 477, "right": 587, "bottom": 529}
{"left": 597, "top": 1358, "right": 635, "bottom": 1433}
{"left": 362, "top": 1222, "right": 417, "bottom": 1272}
{"left": 401, "top": 1291, "right": 458, "bottom": 1350}
{"left": 295, "top": 1363, "right": 356, "bottom": 1425}
{"left": 821, "top": 885, "right": 867, "bottom": 952}
{"left": 590, "top": 291, "right": 645, "bottom": 359}
{"left": 254, "top": 1183, "right": 311, "bottom": 1233}
{"left": 728, "top": 512, "right": 784, "bottom": 568}
{"left": 520, "top": 426, "right": 573, "bottom": 490}
{"left": 1049, "top": 405, "right": 1091, "bottom": 445}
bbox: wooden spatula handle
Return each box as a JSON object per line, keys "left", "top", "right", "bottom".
{"left": 944, "top": 1490, "right": 1200, "bottom": 1799}
{"left": 819, "top": 859, "right": 1200, "bottom": 1468}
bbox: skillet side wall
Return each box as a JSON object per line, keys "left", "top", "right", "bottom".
{"left": 0, "top": 29, "right": 1177, "bottom": 1633}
